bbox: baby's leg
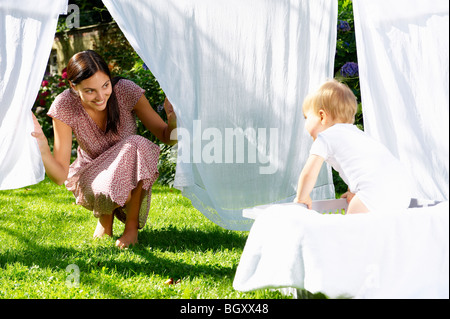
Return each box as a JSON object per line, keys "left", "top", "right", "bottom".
{"left": 346, "top": 195, "right": 370, "bottom": 214}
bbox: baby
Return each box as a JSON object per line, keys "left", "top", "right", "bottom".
{"left": 294, "top": 79, "right": 411, "bottom": 213}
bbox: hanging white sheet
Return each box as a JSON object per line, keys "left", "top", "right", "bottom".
{"left": 103, "top": 0, "right": 337, "bottom": 231}
{"left": 0, "top": 0, "right": 68, "bottom": 190}
{"left": 353, "top": 0, "right": 449, "bottom": 201}
{"left": 233, "top": 0, "right": 449, "bottom": 298}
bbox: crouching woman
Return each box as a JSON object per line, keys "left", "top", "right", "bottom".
{"left": 32, "top": 50, "right": 177, "bottom": 248}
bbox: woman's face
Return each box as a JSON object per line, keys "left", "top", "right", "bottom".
{"left": 71, "top": 71, "right": 112, "bottom": 112}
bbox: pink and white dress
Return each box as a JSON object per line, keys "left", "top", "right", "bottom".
{"left": 47, "top": 79, "right": 160, "bottom": 228}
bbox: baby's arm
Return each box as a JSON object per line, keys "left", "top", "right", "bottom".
{"left": 294, "top": 154, "right": 324, "bottom": 209}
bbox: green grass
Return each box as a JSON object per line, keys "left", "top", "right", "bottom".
{"left": 0, "top": 177, "right": 321, "bottom": 299}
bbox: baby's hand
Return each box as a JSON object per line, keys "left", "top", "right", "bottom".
{"left": 294, "top": 195, "right": 312, "bottom": 209}
{"left": 341, "top": 190, "right": 355, "bottom": 204}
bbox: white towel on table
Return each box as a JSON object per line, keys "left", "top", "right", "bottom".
{"left": 233, "top": 202, "right": 449, "bottom": 298}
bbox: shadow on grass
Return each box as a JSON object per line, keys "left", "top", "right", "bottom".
{"left": 140, "top": 225, "right": 247, "bottom": 252}
{"left": 0, "top": 221, "right": 248, "bottom": 298}
{"left": 0, "top": 179, "right": 254, "bottom": 298}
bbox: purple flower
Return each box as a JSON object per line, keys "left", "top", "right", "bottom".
{"left": 340, "top": 62, "right": 359, "bottom": 77}
{"left": 156, "top": 103, "right": 164, "bottom": 113}
{"left": 142, "top": 63, "right": 149, "bottom": 71}
{"left": 337, "top": 20, "right": 351, "bottom": 32}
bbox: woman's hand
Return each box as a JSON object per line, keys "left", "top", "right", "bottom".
{"left": 163, "top": 97, "right": 177, "bottom": 144}
{"left": 31, "top": 112, "right": 72, "bottom": 185}
{"left": 31, "top": 112, "right": 51, "bottom": 156}
{"left": 164, "top": 97, "right": 176, "bottom": 123}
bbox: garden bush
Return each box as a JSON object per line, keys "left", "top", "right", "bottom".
{"left": 333, "top": 0, "right": 360, "bottom": 195}
{"left": 335, "top": 0, "right": 362, "bottom": 129}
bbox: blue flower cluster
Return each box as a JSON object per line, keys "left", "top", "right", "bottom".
{"left": 340, "top": 62, "right": 358, "bottom": 77}
{"left": 337, "top": 20, "right": 351, "bottom": 32}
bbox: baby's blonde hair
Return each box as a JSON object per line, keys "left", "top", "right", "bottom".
{"left": 302, "top": 79, "right": 357, "bottom": 123}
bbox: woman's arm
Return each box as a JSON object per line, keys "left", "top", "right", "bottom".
{"left": 32, "top": 113, "right": 72, "bottom": 185}
{"left": 133, "top": 95, "right": 177, "bottom": 145}
{"left": 294, "top": 154, "right": 325, "bottom": 209}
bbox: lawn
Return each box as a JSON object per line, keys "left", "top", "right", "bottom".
{"left": 0, "top": 177, "right": 307, "bottom": 299}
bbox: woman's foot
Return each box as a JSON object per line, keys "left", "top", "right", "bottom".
{"left": 93, "top": 213, "right": 114, "bottom": 239}
{"left": 115, "top": 228, "right": 139, "bottom": 249}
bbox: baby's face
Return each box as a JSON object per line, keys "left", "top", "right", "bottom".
{"left": 304, "top": 110, "right": 323, "bottom": 140}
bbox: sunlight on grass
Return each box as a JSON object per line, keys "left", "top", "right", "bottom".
{"left": 0, "top": 178, "right": 316, "bottom": 299}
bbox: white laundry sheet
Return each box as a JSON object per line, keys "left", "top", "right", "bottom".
{"left": 233, "top": 202, "right": 449, "bottom": 298}
{"left": 233, "top": 0, "right": 449, "bottom": 299}
{"left": 0, "top": 0, "right": 68, "bottom": 190}
{"left": 353, "top": 0, "right": 449, "bottom": 202}
{"left": 103, "top": 0, "right": 338, "bottom": 231}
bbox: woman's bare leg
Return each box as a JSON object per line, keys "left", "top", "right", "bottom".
{"left": 115, "top": 181, "right": 144, "bottom": 249}
{"left": 93, "top": 213, "right": 114, "bottom": 238}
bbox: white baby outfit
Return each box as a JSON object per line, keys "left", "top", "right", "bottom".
{"left": 310, "top": 124, "right": 412, "bottom": 211}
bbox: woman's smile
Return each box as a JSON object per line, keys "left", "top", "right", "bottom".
{"left": 92, "top": 99, "right": 106, "bottom": 107}
{"left": 71, "top": 71, "right": 112, "bottom": 112}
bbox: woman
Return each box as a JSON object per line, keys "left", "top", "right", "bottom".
{"left": 32, "top": 50, "right": 177, "bottom": 248}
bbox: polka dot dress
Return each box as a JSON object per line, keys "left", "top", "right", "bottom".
{"left": 48, "top": 79, "right": 160, "bottom": 228}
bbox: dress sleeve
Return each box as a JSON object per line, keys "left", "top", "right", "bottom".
{"left": 47, "top": 89, "right": 76, "bottom": 128}
{"left": 114, "top": 79, "right": 145, "bottom": 112}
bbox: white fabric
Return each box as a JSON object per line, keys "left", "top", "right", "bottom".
{"left": 353, "top": 0, "right": 449, "bottom": 201}
{"left": 0, "top": 0, "right": 68, "bottom": 190}
{"left": 233, "top": 202, "right": 449, "bottom": 298}
{"left": 234, "top": 1, "right": 449, "bottom": 298}
{"left": 310, "top": 124, "right": 412, "bottom": 211}
{"left": 103, "top": 0, "right": 338, "bottom": 230}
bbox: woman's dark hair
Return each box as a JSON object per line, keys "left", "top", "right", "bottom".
{"left": 66, "top": 50, "right": 121, "bottom": 134}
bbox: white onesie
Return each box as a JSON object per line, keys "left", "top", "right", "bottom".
{"left": 310, "top": 124, "right": 412, "bottom": 212}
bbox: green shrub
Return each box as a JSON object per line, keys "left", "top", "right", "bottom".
{"left": 335, "top": 0, "right": 362, "bottom": 129}
{"left": 333, "top": 0, "right": 361, "bottom": 194}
